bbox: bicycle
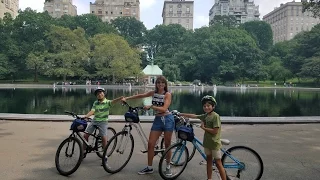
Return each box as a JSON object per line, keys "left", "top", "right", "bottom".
{"left": 101, "top": 101, "right": 194, "bottom": 173}
{"left": 55, "top": 111, "right": 117, "bottom": 176}
{"left": 158, "top": 112, "right": 264, "bottom": 180}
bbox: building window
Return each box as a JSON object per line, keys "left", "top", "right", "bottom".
{"left": 169, "top": 8, "right": 173, "bottom": 12}
{"left": 92, "top": 11, "right": 95, "bottom": 13}
{"left": 98, "top": 11, "right": 102, "bottom": 14}
{"left": 111, "top": 11, "right": 113, "bottom": 14}
{"left": 186, "top": 7, "right": 190, "bottom": 13}
{"left": 186, "top": 24, "right": 189, "bottom": 29}
{"left": 106, "top": 11, "right": 108, "bottom": 14}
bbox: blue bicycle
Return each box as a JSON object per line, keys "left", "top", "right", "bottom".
{"left": 158, "top": 111, "right": 264, "bottom": 180}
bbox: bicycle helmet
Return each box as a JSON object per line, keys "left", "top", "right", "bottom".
{"left": 94, "top": 87, "right": 105, "bottom": 96}
{"left": 201, "top": 95, "right": 217, "bottom": 106}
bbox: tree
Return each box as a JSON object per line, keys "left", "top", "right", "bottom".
{"left": 163, "top": 64, "right": 180, "bottom": 82}
{"left": 0, "top": 54, "right": 10, "bottom": 79}
{"left": 240, "top": 21, "right": 273, "bottom": 51}
{"left": 111, "top": 17, "right": 147, "bottom": 47}
{"left": 209, "top": 15, "right": 237, "bottom": 28}
{"left": 56, "top": 14, "right": 117, "bottom": 37}
{"left": 90, "top": 34, "right": 141, "bottom": 83}
{"left": 299, "top": 56, "right": 320, "bottom": 83}
{"left": 45, "top": 25, "right": 90, "bottom": 81}
{"left": 26, "top": 52, "right": 46, "bottom": 82}
{"left": 303, "top": 0, "right": 320, "bottom": 17}
{"left": 144, "top": 24, "right": 187, "bottom": 59}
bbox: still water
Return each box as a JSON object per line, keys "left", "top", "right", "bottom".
{"left": 0, "top": 87, "right": 319, "bottom": 117}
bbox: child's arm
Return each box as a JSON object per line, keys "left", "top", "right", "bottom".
{"left": 111, "top": 96, "right": 125, "bottom": 105}
{"left": 123, "top": 91, "right": 154, "bottom": 101}
{"left": 179, "top": 113, "right": 198, "bottom": 119}
{"left": 84, "top": 110, "right": 94, "bottom": 119}
{"left": 201, "top": 124, "right": 219, "bottom": 135}
{"left": 201, "top": 115, "right": 221, "bottom": 135}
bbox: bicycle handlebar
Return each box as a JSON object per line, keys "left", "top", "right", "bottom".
{"left": 64, "top": 111, "right": 92, "bottom": 121}
{"left": 121, "top": 101, "right": 144, "bottom": 111}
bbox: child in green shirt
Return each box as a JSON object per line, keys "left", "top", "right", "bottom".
{"left": 180, "top": 95, "right": 227, "bottom": 180}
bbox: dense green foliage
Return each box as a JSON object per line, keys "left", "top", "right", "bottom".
{"left": 0, "top": 8, "right": 320, "bottom": 85}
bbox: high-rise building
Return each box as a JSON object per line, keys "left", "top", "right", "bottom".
{"left": 0, "top": 0, "right": 19, "bottom": 19}
{"left": 90, "top": 0, "right": 140, "bottom": 22}
{"left": 263, "top": 1, "right": 320, "bottom": 43}
{"left": 209, "top": 0, "right": 260, "bottom": 24}
{"left": 44, "top": 0, "right": 77, "bottom": 18}
{"left": 162, "top": 0, "right": 194, "bottom": 30}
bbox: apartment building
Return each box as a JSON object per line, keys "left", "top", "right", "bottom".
{"left": 44, "top": 0, "right": 77, "bottom": 18}
{"left": 263, "top": 0, "right": 320, "bottom": 43}
{"left": 90, "top": 0, "right": 140, "bottom": 22}
{"left": 162, "top": 0, "right": 194, "bottom": 30}
{"left": 209, "top": 0, "right": 260, "bottom": 24}
{"left": 0, "top": 0, "right": 19, "bottom": 19}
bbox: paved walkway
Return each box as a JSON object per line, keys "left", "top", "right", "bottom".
{"left": 0, "top": 121, "right": 319, "bottom": 180}
{"left": 0, "top": 113, "right": 319, "bottom": 124}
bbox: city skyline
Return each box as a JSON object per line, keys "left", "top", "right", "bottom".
{"left": 19, "top": 0, "right": 302, "bottom": 29}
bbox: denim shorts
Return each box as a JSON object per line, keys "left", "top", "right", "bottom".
{"left": 151, "top": 114, "right": 175, "bottom": 132}
{"left": 85, "top": 121, "right": 108, "bottom": 137}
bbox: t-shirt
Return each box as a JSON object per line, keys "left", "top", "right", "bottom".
{"left": 91, "top": 98, "right": 112, "bottom": 121}
{"left": 197, "top": 112, "right": 222, "bottom": 150}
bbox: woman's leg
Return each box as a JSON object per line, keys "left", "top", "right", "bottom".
{"left": 163, "top": 131, "right": 173, "bottom": 165}
{"left": 147, "top": 130, "right": 163, "bottom": 166}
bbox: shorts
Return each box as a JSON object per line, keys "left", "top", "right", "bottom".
{"left": 151, "top": 114, "right": 175, "bottom": 132}
{"left": 204, "top": 148, "right": 222, "bottom": 159}
{"left": 85, "top": 121, "right": 108, "bottom": 137}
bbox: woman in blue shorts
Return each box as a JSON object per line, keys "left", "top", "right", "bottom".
{"left": 121, "top": 75, "right": 174, "bottom": 175}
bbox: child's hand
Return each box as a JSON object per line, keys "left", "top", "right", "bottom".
{"left": 200, "top": 122, "right": 205, "bottom": 130}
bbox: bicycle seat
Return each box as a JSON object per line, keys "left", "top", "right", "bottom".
{"left": 221, "top": 139, "right": 230, "bottom": 145}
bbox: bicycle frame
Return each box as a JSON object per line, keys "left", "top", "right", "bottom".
{"left": 121, "top": 122, "right": 149, "bottom": 152}
{"left": 175, "top": 137, "right": 245, "bottom": 170}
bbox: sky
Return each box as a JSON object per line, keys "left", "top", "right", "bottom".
{"left": 19, "top": 0, "right": 302, "bottom": 29}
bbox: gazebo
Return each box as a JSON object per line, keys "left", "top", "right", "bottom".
{"left": 142, "top": 62, "right": 163, "bottom": 85}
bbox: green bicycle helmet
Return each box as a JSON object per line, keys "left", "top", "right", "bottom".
{"left": 201, "top": 95, "right": 217, "bottom": 106}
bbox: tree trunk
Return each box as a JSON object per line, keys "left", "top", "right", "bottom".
{"left": 34, "top": 66, "right": 38, "bottom": 82}
{"left": 63, "top": 74, "right": 67, "bottom": 82}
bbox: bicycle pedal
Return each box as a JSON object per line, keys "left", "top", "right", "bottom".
{"left": 141, "top": 150, "right": 148, "bottom": 153}
{"left": 199, "top": 160, "right": 206, "bottom": 165}
{"left": 155, "top": 149, "right": 164, "bottom": 153}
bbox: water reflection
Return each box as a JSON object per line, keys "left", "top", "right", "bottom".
{"left": 0, "top": 87, "right": 319, "bottom": 117}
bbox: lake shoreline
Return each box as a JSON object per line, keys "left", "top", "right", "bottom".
{"left": 0, "top": 113, "right": 319, "bottom": 124}
{"left": 0, "top": 83, "right": 319, "bottom": 90}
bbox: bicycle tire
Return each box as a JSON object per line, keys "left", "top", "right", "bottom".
{"left": 55, "top": 136, "right": 83, "bottom": 176}
{"left": 160, "top": 137, "right": 196, "bottom": 162}
{"left": 102, "top": 131, "right": 134, "bottom": 174}
{"left": 158, "top": 142, "right": 189, "bottom": 180}
{"left": 95, "top": 127, "right": 117, "bottom": 158}
{"left": 221, "top": 146, "right": 264, "bottom": 180}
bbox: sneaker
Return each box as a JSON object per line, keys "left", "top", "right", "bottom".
{"left": 138, "top": 167, "right": 154, "bottom": 175}
{"left": 165, "top": 167, "right": 172, "bottom": 176}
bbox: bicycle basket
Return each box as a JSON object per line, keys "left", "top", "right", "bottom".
{"left": 124, "top": 111, "right": 140, "bottom": 123}
{"left": 178, "top": 125, "right": 194, "bottom": 142}
{"left": 70, "top": 119, "right": 87, "bottom": 132}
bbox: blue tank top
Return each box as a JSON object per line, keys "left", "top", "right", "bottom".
{"left": 152, "top": 91, "right": 169, "bottom": 114}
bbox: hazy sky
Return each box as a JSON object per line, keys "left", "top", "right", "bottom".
{"left": 19, "top": 0, "right": 301, "bottom": 29}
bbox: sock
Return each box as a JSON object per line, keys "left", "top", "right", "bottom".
{"left": 147, "top": 165, "right": 153, "bottom": 169}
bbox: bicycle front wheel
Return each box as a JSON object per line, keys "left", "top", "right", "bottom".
{"left": 222, "top": 146, "right": 264, "bottom": 180}
{"left": 160, "top": 135, "right": 196, "bottom": 162}
{"left": 95, "top": 127, "right": 117, "bottom": 158}
{"left": 55, "top": 136, "right": 83, "bottom": 176}
{"left": 159, "top": 142, "right": 189, "bottom": 180}
{"left": 102, "top": 131, "right": 134, "bottom": 174}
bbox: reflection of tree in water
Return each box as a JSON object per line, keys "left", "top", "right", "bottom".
{"left": 0, "top": 88, "right": 319, "bottom": 116}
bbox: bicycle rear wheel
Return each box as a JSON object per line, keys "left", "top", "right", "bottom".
{"left": 55, "top": 136, "right": 83, "bottom": 176}
{"left": 102, "top": 131, "right": 134, "bottom": 174}
{"left": 159, "top": 142, "right": 189, "bottom": 180}
{"left": 95, "top": 127, "right": 117, "bottom": 158}
{"left": 221, "top": 146, "right": 264, "bottom": 180}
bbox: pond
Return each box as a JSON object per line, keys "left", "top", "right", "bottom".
{"left": 0, "top": 86, "right": 319, "bottom": 117}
